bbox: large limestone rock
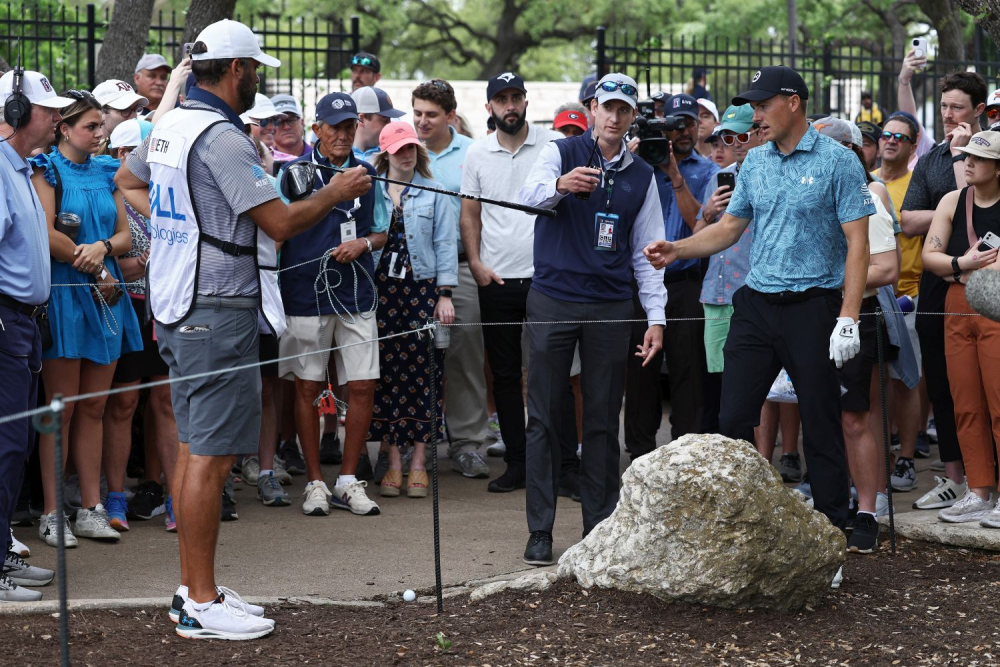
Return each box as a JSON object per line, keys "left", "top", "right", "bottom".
{"left": 557, "top": 433, "right": 845, "bottom": 611}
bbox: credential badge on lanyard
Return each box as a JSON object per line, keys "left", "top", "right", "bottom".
{"left": 311, "top": 149, "right": 361, "bottom": 243}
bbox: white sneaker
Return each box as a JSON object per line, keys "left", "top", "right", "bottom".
{"left": 74, "top": 504, "right": 121, "bottom": 541}
{"left": 272, "top": 456, "right": 292, "bottom": 485}
{"left": 242, "top": 456, "right": 260, "bottom": 484}
{"left": 980, "top": 505, "right": 1000, "bottom": 529}
{"left": 875, "top": 492, "right": 889, "bottom": 517}
{"left": 937, "top": 490, "right": 994, "bottom": 523}
{"left": 914, "top": 476, "right": 968, "bottom": 510}
{"left": 10, "top": 529, "right": 29, "bottom": 557}
{"left": 831, "top": 566, "right": 843, "bottom": 589}
{"left": 330, "top": 480, "right": 381, "bottom": 516}
{"left": 175, "top": 596, "right": 274, "bottom": 640}
{"left": 3, "top": 552, "right": 53, "bottom": 586}
{"left": 0, "top": 572, "right": 42, "bottom": 602}
{"left": 170, "top": 584, "right": 266, "bottom": 623}
{"left": 487, "top": 413, "right": 502, "bottom": 440}
{"left": 302, "top": 480, "right": 332, "bottom": 516}
{"left": 486, "top": 439, "right": 506, "bottom": 457}
{"left": 38, "top": 512, "right": 77, "bottom": 548}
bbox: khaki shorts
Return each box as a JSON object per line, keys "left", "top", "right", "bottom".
{"left": 279, "top": 314, "right": 379, "bottom": 383}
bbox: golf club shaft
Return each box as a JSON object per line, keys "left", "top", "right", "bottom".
{"left": 314, "top": 164, "right": 557, "bottom": 218}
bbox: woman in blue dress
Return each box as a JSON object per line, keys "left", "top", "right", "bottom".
{"left": 30, "top": 90, "right": 142, "bottom": 547}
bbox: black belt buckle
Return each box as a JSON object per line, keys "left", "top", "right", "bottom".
{"left": 764, "top": 290, "right": 808, "bottom": 305}
{"left": 28, "top": 304, "right": 44, "bottom": 319}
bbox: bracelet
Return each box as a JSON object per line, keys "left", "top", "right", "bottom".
{"left": 101, "top": 239, "right": 113, "bottom": 255}
{"left": 673, "top": 181, "right": 685, "bottom": 191}
{"left": 897, "top": 76, "right": 911, "bottom": 86}
{"left": 363, "top": 237, "right": 373, "bottom": 253}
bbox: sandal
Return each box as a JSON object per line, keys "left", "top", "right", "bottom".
{"left": 406, "top": 470, "right": 428, "bottom": 498}
{"left": 381, "top": 469, "right": 402, "bottom": 497}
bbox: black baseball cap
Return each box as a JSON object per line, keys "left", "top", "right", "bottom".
{"left": 350, "top": 51, "right": 380, "bottom": 73}
{"left": 580, "top": 79, "right": 598, "bottom": 105}
{"left": 486, "top": 72, "right": 526, "bottom": 101}
{"left": 856, "top": 121, "right": 880, "bottom": 143}
{"left": 733, "top": 66, "right": 809, "bottom": 105}
{"left": 316, "top": 92, "right": 359, "bottom": 126}
{"left": 665, "top": 93, "right": 699, "bottom": 119}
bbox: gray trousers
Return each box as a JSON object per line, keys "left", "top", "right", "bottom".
{"left": 525, "top": 289, "right": 632, "bottom": 536}
{"left": 444, "top": 261, "right": 488, "bottom": 456}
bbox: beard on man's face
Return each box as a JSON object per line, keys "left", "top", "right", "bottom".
{"left": 491, "top": 108, "right": 526, "bottom": 135}
{"left": 237, "top": 65, "right": 258, "bottom": 113}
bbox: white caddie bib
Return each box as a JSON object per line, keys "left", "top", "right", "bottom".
{"left": 146, "top": 107, "right": 285, "bottom": 336}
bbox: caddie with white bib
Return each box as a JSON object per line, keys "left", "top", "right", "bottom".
{"left": 116, "top": 18, "right": 372, "bottom": 642}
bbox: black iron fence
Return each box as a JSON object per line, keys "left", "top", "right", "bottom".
{"left": 596, "top": 28, "right": 1000, "bottom": 141}
{"left": 0, "top": 3, "right": 359, "bottom": 101}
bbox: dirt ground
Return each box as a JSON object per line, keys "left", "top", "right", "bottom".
{"left": 5, "top": 538, "right": 1000, "bottom": 666}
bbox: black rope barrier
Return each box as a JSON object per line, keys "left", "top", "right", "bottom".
{"left": 875, "top": 307, "right": 897, "bottom": 555}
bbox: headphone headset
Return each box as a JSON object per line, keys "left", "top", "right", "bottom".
{"left": 4, "top": 45, "right": 30, "bottom": 132}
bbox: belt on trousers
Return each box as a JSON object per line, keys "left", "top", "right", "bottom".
{"left": 0, "top": 294, "right": 45, "bottom": 318}
{"left": 663, "top": 267, "right": 702, "bottom": 285}
{"left": 193, "top": 295, "right": 259, "bottom": 309}
{"left": 754, "top": 286, "right": 839, "bottom": 305}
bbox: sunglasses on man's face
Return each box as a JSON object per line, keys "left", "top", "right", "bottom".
{"left": 598, "top": 81, "right": 638, "bottom": 98}
{"left": 352, "top": 55, "right": 374, "bottom": 67}
{"left": 65, "top": 89, "right": 98, "bottom": 104}
{"left": 258, "top": 117, "right": 283, "bottom": 129}
{"left": 720, "top": 129, "right": 756, "bottom": 145}
{"left": 420, "top": 79, "right": 451, "bottom": 92}
{"left": 880, "top": 131, "right": 914, "bottom": 144}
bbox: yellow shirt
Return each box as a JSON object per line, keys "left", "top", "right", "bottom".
{"left": 856, "top": 104, "right": 884, "bottom": 126}
{"left": 874, "top": 168, "right": 921, "bottom": 297}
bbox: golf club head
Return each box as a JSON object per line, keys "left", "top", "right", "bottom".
{"left": 280, "top": 161, "right": 319, "bottom": 202}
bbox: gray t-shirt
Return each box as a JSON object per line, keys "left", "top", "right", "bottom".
{"left": 126, "top": 100, "right": 279, "bottom": 297}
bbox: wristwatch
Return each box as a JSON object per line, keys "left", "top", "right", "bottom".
{"left": 101, "top": 239, "right": 113, "bottom": 255}
{"left": 363, "top": 237, "right": 373, "bottom": 254}
{"left": 952, "top": 255, "right": 963, "bottom": 283}
{"left": 438, "top": 288, "right": 453, "bottom": 298}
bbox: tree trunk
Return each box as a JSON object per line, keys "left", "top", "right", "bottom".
{"left": 181, "top": 0, "right": 239, "bottom": 46}
{"left": 917, "top": 0, "right": 967, "bottom": 62}
{"left": 96, "top": 0, "right": 155, "bottom": 83}
{"left": 953, "top": 0, "right": 1000, "bottom": 54}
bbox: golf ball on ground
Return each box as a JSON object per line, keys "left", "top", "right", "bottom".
{"left": 403, "top": 589, "right": 416, "bottom": 602}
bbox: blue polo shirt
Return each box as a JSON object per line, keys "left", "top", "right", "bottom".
{"left": 427, "top": 126, "right": 474, "bottom": 255}
{"left": 655, "top": 170, "right": 698, "bottom": 273}
{"left": 353, "top": 145, "right": 380, "bottom": 163}
{"left": 0, "top": 141, "right": 50, "bottom": 305}
{"left": 677, "top": 150, "right": 719, "bottom": 210}
{"left": 726, "top": 125, "right": 876, "bottom": 293}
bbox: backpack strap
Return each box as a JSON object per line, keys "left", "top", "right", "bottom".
{"left": 966, "top": 185, "right": 978, "bottom": 249}
{"left": 50, "top": 158, "right": 64, "bottom": 214}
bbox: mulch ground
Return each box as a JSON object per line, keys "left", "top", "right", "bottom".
{"left": 4, "top": 538, "right": 1000, "bottom": 666}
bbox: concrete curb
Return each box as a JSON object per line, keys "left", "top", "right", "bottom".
{"left": 0, "top": 564, "right": 560, "bottom": 616}
{"left": 879, "top": 511, "right": 1000, "bottom": 552}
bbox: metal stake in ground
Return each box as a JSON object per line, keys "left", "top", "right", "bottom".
{"left": 875, "top": 308, "right": 897, "bottom": 555}
{"left": 426, "top": 322, "right": 444, "bottom": 613}
{"left": 33, "top": 395, "right": 70, "bottom": 667}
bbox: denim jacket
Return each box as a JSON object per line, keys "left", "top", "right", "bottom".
{"left": 877, "top": 285, "right": 919, "bottom": 390}
{"left": 377, "top": 172, "right": 458, "bottom": 286}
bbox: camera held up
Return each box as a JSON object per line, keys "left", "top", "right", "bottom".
{"left": 631, "top": 99, "right": 686, "bottom": 166}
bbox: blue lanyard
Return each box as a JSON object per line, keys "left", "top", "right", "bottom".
{"left": 311, "top": 147, "right": 361, "bottom": 219}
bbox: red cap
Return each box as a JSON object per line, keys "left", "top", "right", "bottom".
{"left": 553, "top": 110, "right": 588, "bottom": 133}
{"left": 379, "top": 122, "right": 421, "bottom": 154}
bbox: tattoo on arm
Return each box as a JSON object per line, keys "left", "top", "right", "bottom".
{"left": 929, "top": 235, "right": 943, "bottom": 249}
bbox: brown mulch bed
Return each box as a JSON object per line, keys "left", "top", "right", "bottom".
{"left": 5, "top": 538, "right": 1000, "bottom": 666}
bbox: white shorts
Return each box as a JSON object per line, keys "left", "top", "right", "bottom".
{"left": 889, "top": 295, "right": 922, "bottom": 381}
{"left": 279, "top": 314, "right": 379, "bottom": 383}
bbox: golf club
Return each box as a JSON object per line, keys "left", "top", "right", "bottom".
{"left": 280, "top": 161, "right": 557, "bottom": 217}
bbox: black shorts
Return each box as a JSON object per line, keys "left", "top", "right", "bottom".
{"left": 260, "top": 333, "right": 279, "bottom": 378}
{"left": 113, "top": 297, "right": 169, "bottom": 383}
{"left": 839, "top": 298, "right": 897, "bottom": 413}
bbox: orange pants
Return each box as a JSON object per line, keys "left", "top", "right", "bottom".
{"left": 945, "top": 283, "right": 1000, "bottom": 490}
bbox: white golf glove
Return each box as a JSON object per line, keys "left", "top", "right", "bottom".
{"left": 829, "top": 317, "right": 861, "bottom": 368}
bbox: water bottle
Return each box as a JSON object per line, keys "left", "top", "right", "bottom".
{"left": 434, "top": 322, "right": 450, "bottom": 350}
{"left": 896, "top": 294, "right": 915, "bottom": 314}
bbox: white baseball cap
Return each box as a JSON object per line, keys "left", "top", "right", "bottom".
{"left": 697, "top": 98, "right": 719, "bottom": 123}
{"left": 988, "top": 89, "right": 1000, "bottom": 109}
{"left": 134, "top": 54, "right": 170, "bottom": 73}
{"left": 270, "top": 94, "right": 302, "bottom": 118}
{"left": 92, "top": 79, "right": 149, "bottom": 111}
{"left": 0, "top": 70, "right": 74, "bottom": 109}
{"left": 109, "top": 119, "right": 153, "bottom": 149}
{"left": 191, "top": 19, "right": 280, "bottom": 68}
{"left": 595, "top": 73, "right": 638, "bottom": 110}
{"left": 246, "top": 93, "right": 284, "bottom": 120}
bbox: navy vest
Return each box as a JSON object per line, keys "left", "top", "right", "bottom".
{"left": 279, "top": 151, "right": 377, "bottom": 316}
{"left": 531, "top": 133, "right": 653, "bottom": 304}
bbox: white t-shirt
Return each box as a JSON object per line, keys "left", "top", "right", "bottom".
{"left": 461, "top": 124, "right": 563, "bottom": 279}
{"left": 865, "top": 190, "right": 897, "bottom": 297}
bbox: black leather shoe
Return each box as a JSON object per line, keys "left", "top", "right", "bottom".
{"left": 557, "top": 469, "right": 581, "bottom": 503}
{"left": 523, "top": 531, "right": 554, "bottom": 566}
{"left": 488, "top": 465, "right": 526, "bottom": 493}
{"left": 320, "top": 431, "right": 343, "bottom": 465}
{"left": 355, "top": 453, "right": 374, "bottom": 481}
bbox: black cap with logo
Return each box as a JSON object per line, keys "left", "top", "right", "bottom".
{"left": 733, "top": 66, "right": 809, "bottom": 106}
{"left": 486, "top": 72, "right": 527, "bottom": 101}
